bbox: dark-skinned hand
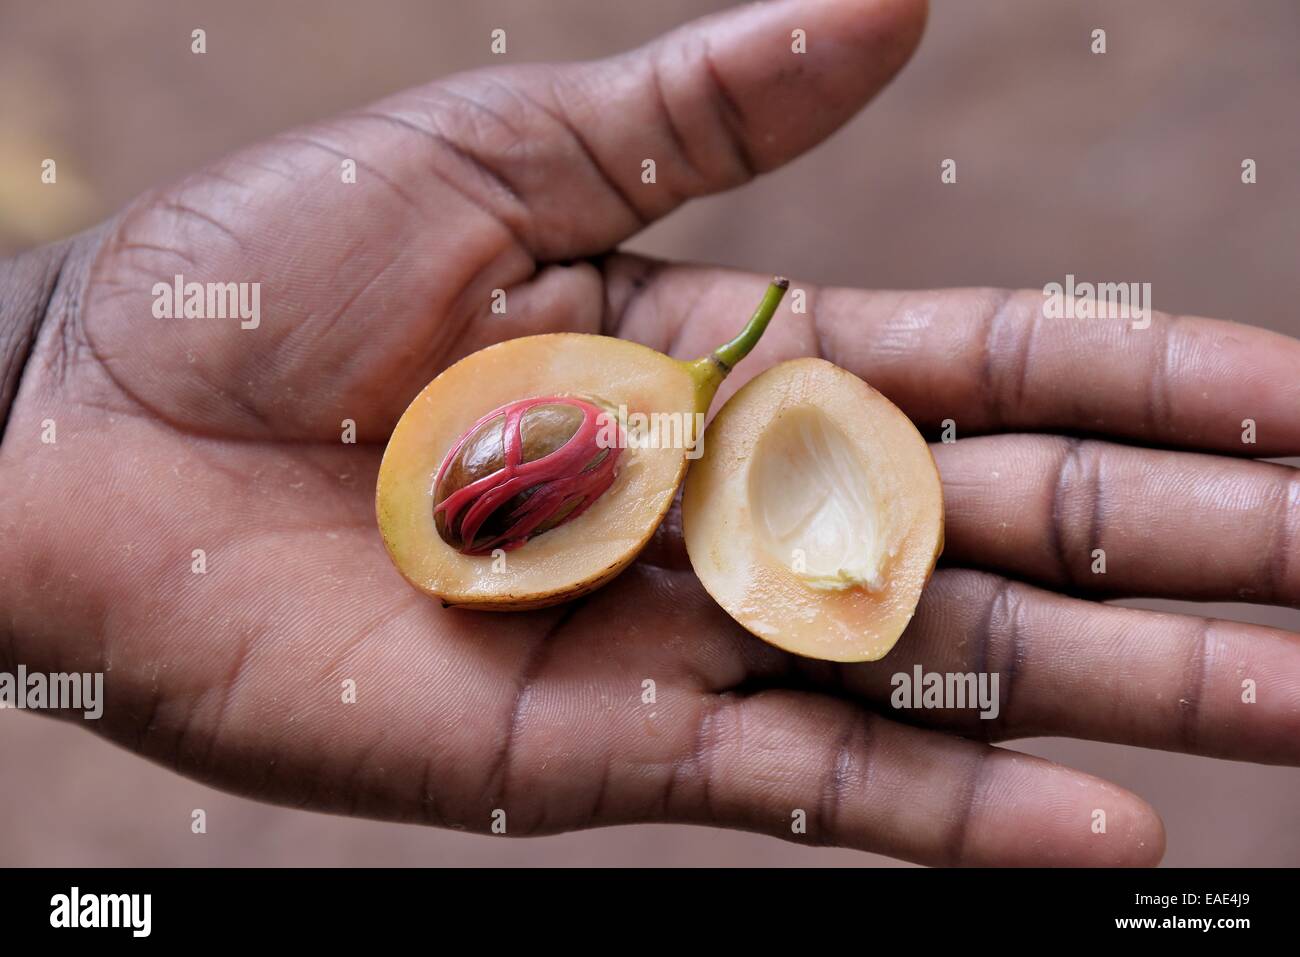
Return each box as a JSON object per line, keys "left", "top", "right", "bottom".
{"left": 4, "top": 0, "right": 1299, "bottom": 865}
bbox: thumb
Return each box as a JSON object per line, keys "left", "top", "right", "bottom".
{"left": 443, "top": 0, "right": 929, "bottom": 259}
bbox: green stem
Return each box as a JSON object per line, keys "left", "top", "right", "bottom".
{"left": 712, "top": 277, "right": 790, "bottom": 372}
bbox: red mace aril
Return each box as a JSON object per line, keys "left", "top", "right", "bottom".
{"left": 433, "top": 396, "right": 622, "bottom": 555}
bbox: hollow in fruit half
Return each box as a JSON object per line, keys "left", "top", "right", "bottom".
{"left": 682, "top": 357, "right": 943, "bottom": 662}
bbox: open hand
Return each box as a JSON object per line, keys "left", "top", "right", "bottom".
{"left": 5, "top": 0, "right": 1298, "bottom": 866}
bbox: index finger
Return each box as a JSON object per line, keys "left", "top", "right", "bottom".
{"left": 813, "top": 286, "right": 1300, "bottom": 456}
{"left": 603, "top": 260, "right": 1300, "bottom": 457}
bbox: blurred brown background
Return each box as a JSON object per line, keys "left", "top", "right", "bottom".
{"left": 1, "top": 0, "right": 1297, "bottom": 865}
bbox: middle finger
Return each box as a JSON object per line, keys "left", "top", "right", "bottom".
{"left": 834, "top": 568, "right": 1300, "bottom": 765}
{"left": 934, "top": 434, "right": 1300, "bottom": 607}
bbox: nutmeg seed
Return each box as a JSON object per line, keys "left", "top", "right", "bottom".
{"left": 433, "top": 396, "right": 622, "bottom": 554}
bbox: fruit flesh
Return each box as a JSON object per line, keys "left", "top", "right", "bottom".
{"left": 377, "top": 333, "right": 697, "bottom": 609}
{"left": 682, "top": 357, "right": 944, "bottom": 662}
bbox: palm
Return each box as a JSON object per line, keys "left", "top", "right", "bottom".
{"left": 6, "top": 0, "right": 1299, "bottom": 866}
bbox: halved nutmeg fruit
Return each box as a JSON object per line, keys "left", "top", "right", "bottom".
{"left": 376, "top": 279, "right": 789, "bottom": 610}
{"left": 681, "top": 357, "right": 944, "bottom": 662}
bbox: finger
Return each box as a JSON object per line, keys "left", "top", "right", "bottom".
{"left": 814, "top": 287, "right": 1300, "bottom": 456}
{"left": 603, "top": 260, "right": 1300, "bottom": 455}
{"left": 81, "top": 0, "right": 927, "bottom": 441}
{"left": 838, "top": 569, "right": 1300, "bottom": 765}
{"left": 657, "top": 688, "right": 1163, "bottom": 866}
{"left": 933, "top": 434, "right": 1300, "bottom": 606}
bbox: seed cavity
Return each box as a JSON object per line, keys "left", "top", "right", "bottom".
{"left": 747, "top": 405, "right": 886, "bottom": 591}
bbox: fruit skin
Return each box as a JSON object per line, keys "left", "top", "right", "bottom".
{"left": 377, "top": 279, "right": 789, "bottom": 611}
{"left": 681, "top": 357, "right": 944, "bottom": 662}
{"left": 437, "top": 559, "right": 626, "bottom": 611}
